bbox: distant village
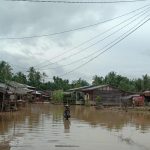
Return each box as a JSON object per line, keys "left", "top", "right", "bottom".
{"left": 0, "top": 81, "right": 51, "bottom": 112}
{"left": 0, "top": 60, "right": 150, "bottom": 112}
{"left": 0, "top": 80, "right": 150, "bottom": 112}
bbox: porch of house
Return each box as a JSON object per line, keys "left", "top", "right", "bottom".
{"left": 63, "top": 91, "right": 85, "bottom": 105}
{"left": 75, "top": 91, "right": 85, "bottom": 105}
{"left": 84, "top": 91, "right": 96, "bottom": 106}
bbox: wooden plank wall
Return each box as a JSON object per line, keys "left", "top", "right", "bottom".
{"left": 93, "top": 88, "right": 123, "bottom": 105}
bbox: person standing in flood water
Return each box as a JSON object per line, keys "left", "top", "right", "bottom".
{"left": 64, "top": 104, "right": 70, "bottom": 120}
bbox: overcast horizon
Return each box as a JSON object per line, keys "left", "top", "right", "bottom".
{"left": 0, "top": 0, "right": 150, "bottom": 82}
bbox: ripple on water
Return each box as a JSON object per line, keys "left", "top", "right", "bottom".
{"left": 0, "top": 104, "right": 150, "bottom": 150}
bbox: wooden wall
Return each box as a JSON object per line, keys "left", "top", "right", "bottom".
{"left": 86, "top": 86, "right": 125, "bottom": 106}
{"left": 93, "top": 90, "right": 122, "bottom": 105}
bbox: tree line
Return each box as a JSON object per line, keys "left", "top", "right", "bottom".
{"left": 0, "top": 60, "right": 150, "bottom": 92}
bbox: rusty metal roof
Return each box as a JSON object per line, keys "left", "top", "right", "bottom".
{"left": 67, "top": 85, "right": 93, "bottom": 91}
{"left": 143, "top": 91, "right": 150, "bottom": 96}
{"left": 81, "top": 85, "right": 108, "bottom": 91}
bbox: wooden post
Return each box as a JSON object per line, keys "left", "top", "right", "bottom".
{"left": 1, "top": 92, "right": 5, "bottom": 112}
{"left": 76, "top": 92, "right": 78, "bottom": 104}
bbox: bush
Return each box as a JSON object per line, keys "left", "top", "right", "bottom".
{"left": 52, "top": 90, "right": 64, "bottom": 103}
{"left": 96, "top": 96, "right": 102, "bottom": 105}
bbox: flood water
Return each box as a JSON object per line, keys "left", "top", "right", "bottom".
{"left": 0, "top": 104, "right": 150, "bottom": 150}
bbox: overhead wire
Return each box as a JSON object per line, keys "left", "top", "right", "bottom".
{"left": 40, "top": 9, "right": 150, "bottom": 70}
{"left": 0, "top": 3, "right": 149, "bottom": 41}
{"left": 5, "top": 0, "right": 147, "bottom": 4}
{"left": 36, "top": 7, "right": 150, "bottom": 70}
{"left": 7, "top": 5, "right": 150, "bottom": 73}
{"left": 45, "top": 15, "right": 150, "bottom": 79}
{"left": 31, "top": 4, "right": 150, "bottom": 68}
{"left": 0, "top": 3, "right": 149, "bottom": 71}
{"left": 0, "top": 2, "right": 149, "bottom": 74}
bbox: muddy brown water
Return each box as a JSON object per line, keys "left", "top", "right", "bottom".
{"left": 0, "top": 104, "right": 150, "bottom": 150}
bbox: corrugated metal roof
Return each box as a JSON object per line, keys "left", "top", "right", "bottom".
{"left": 15, "top": 88, "right": 32, "bottom": 94}
{"left": 121, "top": 94, "right": 140, "bottom": 100}
{"left": 143, "top": 91, "right": 150, "bottom": 93}
{"left": 6, "top": 81, "right": 36, "bottom": 89}
{"left": 82, "top": 85, "right": 108, "bottom": 91}
{"left": 26, "top": 85, "right": 36, "bottom": 89}
{"left": 6, "top": 81, "right": 26, "bottom": 88}
{"left": 0, "top": 83, "right": 7, "bottom": 93}
{"left": 143, "top": 91, "right": 150, "bottom": 96}
{"left": 0, "top": 83, "right": 7, "bottom": 88}
{"left": 67, "top": 85, "right": 93, "bottom": 91}
{"left": 0, "top": 81, "right": 35, "bottom": 95}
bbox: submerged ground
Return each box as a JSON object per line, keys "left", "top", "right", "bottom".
{"left": 0, "top": 104, "right": 150, "bottom": 150}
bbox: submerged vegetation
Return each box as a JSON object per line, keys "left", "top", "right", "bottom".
{"left": 0, "top": 60, "right": 150, "bottom": 92}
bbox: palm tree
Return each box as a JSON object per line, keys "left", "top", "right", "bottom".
{"left": 0, "top": 61, "right": 13, "bottom": 82}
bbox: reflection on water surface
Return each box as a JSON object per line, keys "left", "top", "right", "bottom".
{"left": 0, "top": 104, "right": 150, "bottom": 150}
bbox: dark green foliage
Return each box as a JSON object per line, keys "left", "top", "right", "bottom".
{"left": 0, "top": 61, "right": 13, "bottom": 81}
{"left": 27, "top": 67, "right": 41, "bottom": 88}
{"left": 52, "top": 90, "right": 64, "bottom": 103}
{"left": 0, "top": 61, "right": 149, "bottom": 92}
{"left": 92, "top": 75, "right": 104, "bottom": 85}
{"left": 92, "top": 71, "right": 150, "bottom": 92}
{"left": 53, "top": 76, "right": 71, "bottom": 90}
{"left": 12, "top": 72, "right": 27, "bottom": 84}
{"left": 71, "top": 78, "right": 89, "bottom": 88}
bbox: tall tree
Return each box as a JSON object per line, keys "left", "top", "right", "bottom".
{"left": 53, "top": 76, "right": 70, "bottom": 90}
{"left": 27, "top": 67, "right": 42, "bottom": 88}
{"left": 142, "top": 74, "right": 150, "bottom": 91}
{"left": 104, "top": 71, "right": 118, "bottom": 87}
{"left": 72, "top": 78, "right": 89, "bottom": 88}
{"left": 42, "top": 72, "right": 47, "bottom": 83}
{"left": 134, "top": 78, "right": 143, "bottom": 92}
{"left": 0, "top": 61, "right": 13, "bottom": 82}
{"left": 13, "top": 72, "right": 27, "bottom": 84}
{"left": 92, "top": 75, "right": 104, "bottom": 85}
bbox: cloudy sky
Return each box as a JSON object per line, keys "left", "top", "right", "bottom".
{"left": 0, "top": 0, "right": 150, "bottom": 82}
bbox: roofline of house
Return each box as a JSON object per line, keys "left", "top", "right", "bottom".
{"left": 81, "top": 84, "right": 108, "bottom": 91}
{"left": 67, "top": 84, "right": 137, "bottom": 94}
{"left": 67, "top": 85, "right": 93, "bottom": 92}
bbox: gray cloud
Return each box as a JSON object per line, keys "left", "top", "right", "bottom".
{"left": 0, "top": 1, "right": 149, "bottom": 81}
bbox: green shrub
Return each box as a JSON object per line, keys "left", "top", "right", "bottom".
{"left": 96, "top": 96, "right": 102, "bottom": 105}
{"left": 96, "top": 96, "right": 101, "bottom": 103}
{"left": 52, "top": 90, "right": 64, "bottom": 103}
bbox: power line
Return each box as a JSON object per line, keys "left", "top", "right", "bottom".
{"left": 31, "top": 4, "right": 150, "bottom": 68}
{"left": 0, "top": 4, "right": 149, "bottom": 40}
{"left": 6, "top": 0, "right": 147, "bottom": 4}
{"left": 9, "top": 14, "right": 150, "bottom": 79}
{"left": 40, "top": 12, "right": 150, "bottom": 71}
{"left": 0, "top": 3, "right": 149, "bottom": 72}
{"left": 45, "top": 16, "right": 150, "bottom": 79}
{"left": 40, "top": 9, "right": 150, "bottom": 70}
{"left": 36, "top": 7, "right": 150, "bottom": 70}
{"left": 1, "top": 3, "right": 149, "bottom": 73}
